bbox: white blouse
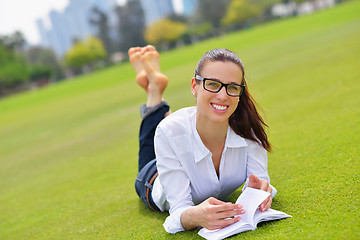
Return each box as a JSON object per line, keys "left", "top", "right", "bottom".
{"left": 152, "top": 107, "right": 277, "bottom": 234}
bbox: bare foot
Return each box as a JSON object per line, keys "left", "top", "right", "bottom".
{"left": 128, "top": 47, "right": 148, "bottom": 91}
{"left": 141, "top": 45, "right": 168, "bottom": 106}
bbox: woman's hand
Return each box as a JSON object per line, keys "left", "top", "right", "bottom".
{"left": 181, "top": 197, "right": 246, "bottom": 231}
{"left": 248, "top": 174, "right": 272, "bottom": 211}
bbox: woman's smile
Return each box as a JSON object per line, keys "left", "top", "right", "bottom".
{"left": 211, "top": 103, "right": 229, "bottom": 112}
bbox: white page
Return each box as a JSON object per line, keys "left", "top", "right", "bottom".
{"left": 253, "top": 208, "right": 291, "bottom": 225}
{"left": 235, "top": 187, "right": 270, "bottom": 225}
{"left": 198, "top": 188, "right": 270, "bottom": 240}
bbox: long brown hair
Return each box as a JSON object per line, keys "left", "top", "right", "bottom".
{"left": 194, "top": 48, "right": 271, "bottom": 151}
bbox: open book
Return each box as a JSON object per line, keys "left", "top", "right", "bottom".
{"left": 198, "top": 187, "right": 291, "bottom": 240}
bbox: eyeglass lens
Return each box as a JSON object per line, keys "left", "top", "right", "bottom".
{"left": 204, "top": 79, "right": 242, "bottom": 96}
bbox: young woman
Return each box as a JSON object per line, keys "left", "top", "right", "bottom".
{"left": 130, "top": 45, "right": 277, "bottom": 234}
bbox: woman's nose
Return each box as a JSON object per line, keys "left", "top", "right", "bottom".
{"left": 216, "top": 86, "right": 228, "bottom": 99}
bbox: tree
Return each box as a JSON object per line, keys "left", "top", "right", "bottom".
{"left": 29, "top": 64, "right": 53, "bottom": 86}
{"left": 89, "top": 6, "right": 114, "bottom": 58}
{"left": 65, "top": 37, "right": 106, "bottom": 71}
{"left": 26, "top": 46, "right": 64, "bottom": 80}
{"left": 221, "top": 0, "right": 261, "bottom": 28}
{"left": 0, "top": 31, "right": 26, "bottom": 52}
{"left": 0, "top": 44, "right": 29, "bottom": 89}
{"left": 187, "top": 22, "right": 213, "bottom": 40}
{"left": 196, "top": 0, "right": 231, "bottom": 33}
{"left": 144, "top": 19, "right": 187, "bottom": 47}
{"left": 115, "top": 0, "right": 146, "bottom": 52}
{"left": 221, "top": 0, "right": 281, "bottom": 29}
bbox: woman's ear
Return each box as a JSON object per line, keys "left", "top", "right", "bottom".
{"left": 191, "top": 77, "right": 197, "bottom": 96}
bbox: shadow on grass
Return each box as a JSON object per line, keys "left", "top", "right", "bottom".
{"left": 137, "top": 200, "right": 168, "bottom": 219}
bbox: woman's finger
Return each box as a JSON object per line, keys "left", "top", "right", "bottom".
{"left": 259, "top": 179, "right": 270, "bottom": 192}
{"left": 216, "top": 208, "right": 246, "bottom": 220}
{"left": 260, "top": 196, "right": 272, "bottom": 211}
{"left": 207, "top": 197, "right": 226, "bottom": 205}
{"left": 210, "top": 216, "right": 241, "bottom": 230}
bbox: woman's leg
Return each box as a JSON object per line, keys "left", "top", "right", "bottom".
{"left": 129, "top": 45, "right": 169, "bottom": 171}
{"left": 129, "top": 45, "right": 169, "bottom": 211}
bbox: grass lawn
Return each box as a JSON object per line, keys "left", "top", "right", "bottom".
{"left": 0, "top": 1, "right": 359, "bottom": 239}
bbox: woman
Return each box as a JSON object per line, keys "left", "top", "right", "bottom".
{"left": 130, "top": 45, "right": 277, "bottom": 234}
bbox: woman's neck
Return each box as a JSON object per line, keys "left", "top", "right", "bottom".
{"left": 196, "top": 116, "right": 228, "bottom": 149}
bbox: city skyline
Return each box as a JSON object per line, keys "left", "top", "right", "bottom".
{"left": 35, "top": 0, "right": 197, "bottom": 56}
{"left": 0, "top": 0, "right": 188, "bottom": 45}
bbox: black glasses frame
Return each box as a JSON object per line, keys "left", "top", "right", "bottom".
{"left": 195, "top": 75, "right": 245, "bottom": 97}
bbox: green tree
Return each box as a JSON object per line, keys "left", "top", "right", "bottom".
{"left": 65, "top": 37, "right": 106, "bottom": 71}
{"left": 89, "top": 6, "right": 114, "bottom": 58}
{"left": 196, "top": 0, "right": 231, "bottom": 32}
{"left": 222, "top": 0, "right": 281, "bottom": 28}
{"left": 145, "top": 19, "right": 187, "bottom": 47}
{"left": 186, "top": 22, "right": 213, "bottom": 42}
{"left": 0, "top": 31, "right": 26, "bottom": 52}
{"left": 26, "top": 46, "right": 64, "bottom": 80}
{"left": 29, "top": 64, "right": 53, "bottom": 84}
{"left": 221, "top": 0, "right": 261, "bottom": 28}
{"left": 0, "top": 44, "right": 29, "bottom": 90}
{"left": 116, "top": 0, "right": 146, "bottom": 52}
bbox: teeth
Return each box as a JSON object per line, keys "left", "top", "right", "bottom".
{"left": 212, "top": 104, "right": 227, "bottom": 110}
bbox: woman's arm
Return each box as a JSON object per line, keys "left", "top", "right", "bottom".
{"left": 244, "top": 140, "right": 277, "bottom": 211}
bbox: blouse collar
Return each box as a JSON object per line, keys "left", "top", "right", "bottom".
{"left": 191, "top": 116, "right": 248, "bottom": 163}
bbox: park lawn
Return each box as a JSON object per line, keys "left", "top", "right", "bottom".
{"left": 0, "top": 1, "right": 359, "bottom": 239}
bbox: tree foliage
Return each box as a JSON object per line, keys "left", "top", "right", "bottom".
{"left": 221, "top": 0, "right": 261, "bottom": 27}
{"left": 65, "top": 37, "right": 106, "bottom": 69}
{"left": 222, "top": 0, "right": 281, "bottom": 28}
{"left": 29, "top": 65, "right": 53, "bottom": 82}
{"left": 0, "top": 31, "right": 26, "bottom": 52}
{"left": 89, "top": 6, "right": 114, "bottom": 57}
{"left": 115, "top": 0, "right": 146, "bottom": 52}
{"left": 196, "top": 0, "right": 231, "bottom": 29}
{"left": 145, "top": 19, "right": 187, "bottom": 45}
{"left": 0, "top": 44, "right": 29, "bottom": 88}
{"left": 26, "top": 46, "right": 64, "bottom": 79}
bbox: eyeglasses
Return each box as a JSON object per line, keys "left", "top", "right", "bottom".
{"left": 195, "top": 75, "right": 245, "bottom": 97}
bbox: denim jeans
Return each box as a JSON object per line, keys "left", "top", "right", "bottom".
{"left": 135, "top": 102, "right": 169, "bottom": 212}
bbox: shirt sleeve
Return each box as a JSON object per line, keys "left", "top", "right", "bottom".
{"left": 154, "top": 126, "right": 195, "bottom": 234}
{"left": 242, "top": 140, "right": 277, "bottom": 198}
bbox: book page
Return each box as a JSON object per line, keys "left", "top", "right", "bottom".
{"left": 198, "top": 188, "right": 270, "bottom": 240}
{"left": 198, "top": 221, "right": 253, "bottom": 240}
{"left": 235, "top": 187, "right": 270, "bottom": 225}
{"left": 253, "top": 208, "right": 291, "bottom": 225}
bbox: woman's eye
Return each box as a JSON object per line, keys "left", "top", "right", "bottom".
{"left": 228, "top": 85, "right": 240, "bottom": 91}
{"left": 207, "top": 81, "right": 220, "bottom": 87}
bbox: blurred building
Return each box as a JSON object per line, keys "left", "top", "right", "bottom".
{"left": 139, "top": 0, "right": 175, "bottom": 25}
{"left": 37, "top": 0, "right": 118, "bottom": 56}
{"left": 171, "top": 0, "right": 199, "bottom": 16}
{"left": 181, "top": 0, "right": 199, "bottom": 16}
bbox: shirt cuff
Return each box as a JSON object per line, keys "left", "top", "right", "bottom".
{"left": 163, "top": 206, "right": 193, "bottom": 234}
{"left": 242, "top": 178, "right": 277, "bottom": 199}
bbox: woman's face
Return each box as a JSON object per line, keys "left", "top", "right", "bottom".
{"left": 192, "top": 61, "right": 243, "bottom": 124}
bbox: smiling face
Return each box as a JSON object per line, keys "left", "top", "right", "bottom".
{"left": 192, "top": 60, "right": 244, "bottom": 125}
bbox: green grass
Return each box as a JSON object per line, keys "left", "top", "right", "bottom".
{"left": 1, "top": 1, "right": 360, "bottom": 239}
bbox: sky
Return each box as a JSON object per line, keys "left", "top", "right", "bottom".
{"left": 0, "top": 0, "right": 70, "bottom": 44}
{"left": 0, "top": 0, "right": 181, "bottom": 45}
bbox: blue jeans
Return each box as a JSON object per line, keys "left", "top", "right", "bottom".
{"left": 135, "top": 103, "right": 169, "bottom": 212}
